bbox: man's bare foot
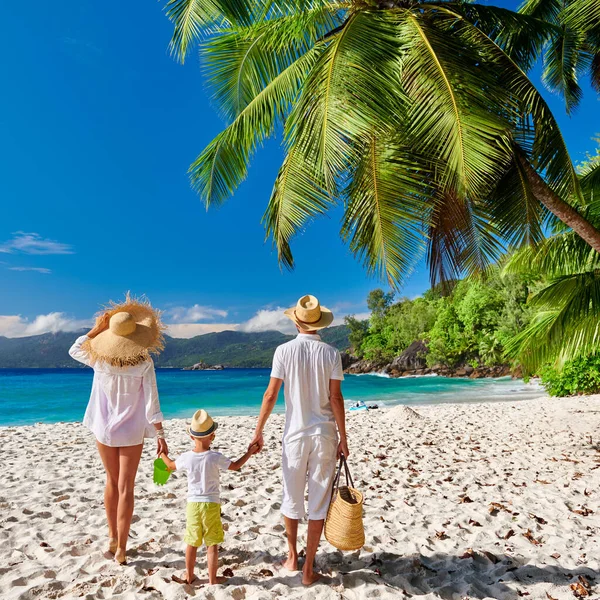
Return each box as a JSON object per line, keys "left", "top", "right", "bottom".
{"left": 115, "top": 548, "right": 127, "bottom": 565}
{"left": 208, "top": 576, "right": 227, "bottom": 585}
{"left": 280, "top": 555, "right": 299, "bottom": 571}
{"left": 107, "top": 538, "right": 117, "bottom": 555}
{"left": 171, "top": 574, "right": 198, "bottom": 585}
{"left": 302, "top": 569, "right": 322, "bottom": 586}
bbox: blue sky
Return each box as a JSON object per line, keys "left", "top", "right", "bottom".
{"left": 0, "top": 0, "right": 598, "bottom": 338}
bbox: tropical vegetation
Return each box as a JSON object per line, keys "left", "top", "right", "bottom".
{"left": 164, "top": 0, "right": 600, "bottom": 290}
{"left": 345, "top": 269, "right": 535, "bottom": 368}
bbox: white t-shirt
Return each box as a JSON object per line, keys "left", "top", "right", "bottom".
{"left": 175, "top": 450, "right": 232, "bottom": 503}
{"left": 271, "top": 333, "right": 344, "bottom": 444}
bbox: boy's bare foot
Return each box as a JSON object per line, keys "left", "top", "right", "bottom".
{"left": 208, "top": 576, "right": 227, "bottom": 585}
{"left": 280, "top": 554, "right": 299, "bottom": 571}
{"left": 302, "top": 569, "right": 322, "bottom": 586}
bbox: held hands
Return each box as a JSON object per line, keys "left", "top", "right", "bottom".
{"left": 248, "top": 432, "right": 264, "bottom": 454}
{"left": 337, "top": 437, "right": 349, "bottom": 459}
{"left": 248, "top": 442, "right": 261, "bottom": 455}
{"left": 87, "top": 313, "right": 110, "bottom": 339}
{"left": 157, "top": 438, "right": 168, "bottom": 458}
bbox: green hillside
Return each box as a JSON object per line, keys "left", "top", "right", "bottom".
{"left": 0, "top": 326, "right": 350, "bottom": 369}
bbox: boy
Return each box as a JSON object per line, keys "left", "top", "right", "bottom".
{"left": 160, "top": 409, "right": 258, "bottom": 585}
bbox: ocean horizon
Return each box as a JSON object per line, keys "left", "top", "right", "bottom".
{"left": 0, "top": 368, "right": 546, "bottom": 427}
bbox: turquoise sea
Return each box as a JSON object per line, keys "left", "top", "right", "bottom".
{"left": 0, "top": 368, "right": 545, "bottom": 427}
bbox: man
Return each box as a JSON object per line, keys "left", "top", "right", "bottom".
{"left": 249, "top": 294, "right": 349, "bottom": 586}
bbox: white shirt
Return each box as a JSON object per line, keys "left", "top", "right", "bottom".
{"left": 69, "top": 335, "right": 164, "bottom": 447}
{"left": 175, "top": 450, "right": 232, "bottom": 503}
{"left": 271, "top": 333, "right": 344, "bottom": 444}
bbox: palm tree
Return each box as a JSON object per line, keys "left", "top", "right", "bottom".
{"left": 518, "top": 0, "right": 600, "bottom": 114}
{"left": 164, "top": 0, "right": 600, "bottom": 287}
{"left": 503, "top": 151, "right": 600, "bottom": 372}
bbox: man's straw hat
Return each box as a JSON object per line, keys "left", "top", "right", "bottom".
{"left": 187, "top": 409, "right": 218, "bottom": 438}
{"left": 82, "top": 294, "right": 165, "bottom": 367}
{"left": 284, "top": 294, "right": 334, "bottom": 331}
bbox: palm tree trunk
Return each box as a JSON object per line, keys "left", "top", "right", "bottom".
{"left": 518, "top": 155, "right": 600, "bottom": 254}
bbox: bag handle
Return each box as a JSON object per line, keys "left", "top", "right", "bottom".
{"left": 331, "top": 453, "right": 355, "bottom": 497}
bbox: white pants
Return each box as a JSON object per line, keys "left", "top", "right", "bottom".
{"left": 281, "top": 435, "right": 338, "bottom": 521}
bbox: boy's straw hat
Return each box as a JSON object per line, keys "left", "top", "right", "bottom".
{"left": 284, "top": 295, "right": 334, "bottom": 331}
{"left": 82, "top": 294, "right": 165, "bottom": 367}
{"left": 187, "top": 409, "right": 218, "bottom": 438}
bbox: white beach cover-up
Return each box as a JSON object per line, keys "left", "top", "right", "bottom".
{"left": 270, "top": 333, "right": 344, "bottom": 519}
{"left": 69, "top": 335, "right": 164, "bottom": 447}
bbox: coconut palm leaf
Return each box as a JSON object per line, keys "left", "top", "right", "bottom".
{"left": 341, "top": 137, "right": 430, "bottom": 287}
{"left": 486, "top": 153, "right": 548, "bottom": 249}
{"left": 262, "top": 145, "right": 331, "bottom": 270}
{"left": 445, "top": 3, "right": 555, "bottom": 70}
{"left": 189, "top": 47, "right": 321, "bottom": 206}
{"left": 202, "top": 3, "right": 342, "bottom": 118}
{"left": 288, "top": 10, "right": 407, "bottom": 197}
{"left": 426, "top": 189, "right": 506, "bottom": 287}
{"left": 436, "top": 4, "right": 582, "bottom": 203}
{"left": 504, "top": 271, "right": 600, "bottom": 370}
{"left": 399, "top": 9, "right": 515, "bottom": 200}
{"left": 561, "top": 0, "right": 600, "bottom": 33}
{"left": 520, "top": 0, "right": 600, "bottom": 112}
{"left": 541, "top": 26, "right": 589, "bottom": 114}
{"left": 165, "top": 0, "right": 254, "bottom": 61}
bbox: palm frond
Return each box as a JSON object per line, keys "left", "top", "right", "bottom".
{"left": 435, "top": 4, "right": 582, "bottom": 204}
{"left": 165, "top": 0, "right": 253, "bottom": 62}
{"left": 561, "top": 0, "right": 600, "bottom": 34}
{"left": 426, "top": 188, "right": 506, "bottom": 288}
{"left": 518, "top": 0, "right": 562, "bottom": 23}
{"left": 542, "top": 26, "right": 589, "bottom": 114}
{"left": 504, "top": 230, "right": 600, "bottom": 278}
{"left": 262, "top": 145, "right": 331, "bottom": 270}
{"left": 202, "top": 3, "right": 342, "bottom": 118}
{"left": 288, "top": 10, "right": 407, "bottom": 196}
{"left": 400, "top": 9, "right": 515, "bottom": 201}
{"left": 341, "top": 137, "right": 430, "bottom": 288}
{"left": 505, "top": 271, "right": 600, "bottom": 370}
{"left": 487, "top": 153, "right": 548, "bottom": 249}
{"left": 445, "top": 3, "right": 555, "bottom": 71}
{"left": 189, "top": 48, "right": 320, "bottom": 206}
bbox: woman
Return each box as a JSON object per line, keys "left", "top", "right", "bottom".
{"left": 69, "top": 295, "right": 168, "bottom": 565}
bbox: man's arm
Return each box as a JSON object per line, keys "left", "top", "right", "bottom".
{"left": 248, "top": 377, "right": 282, "bottom": 452}
{"left": 330, "top": 379, "right": 349, "bottom": 457}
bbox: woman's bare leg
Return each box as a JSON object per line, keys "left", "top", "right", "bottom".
{"left": 115, "top": 443, "right": 143, "bottom": 563}
{"left": 96, "top": 442, "right": 120, "bottom": 549}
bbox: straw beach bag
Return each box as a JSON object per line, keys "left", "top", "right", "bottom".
{"left": 325, "top": 455, "right": 365, "bottom": 551}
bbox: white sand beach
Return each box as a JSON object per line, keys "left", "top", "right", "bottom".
{"left": 2, "top": 395, "right": 600, "bottom": 600}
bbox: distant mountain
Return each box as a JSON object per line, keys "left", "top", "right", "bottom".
{"left": 0, "top": 326, "right": 350, "bottom": 369}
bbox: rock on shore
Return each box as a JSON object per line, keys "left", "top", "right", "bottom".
{"left": 343, "top": 341, "right": 520, "bottom": 379}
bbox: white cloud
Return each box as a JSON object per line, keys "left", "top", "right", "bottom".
{"left": 0, "top": 313, "right": 91, "bottom": 338}
{"left": 0, "top": 232, "right": 74, "bottom": 255}
{"left": 239, "top": 308, "right": 297, "bottom": 334}
{"left": 9, "top": 266, "right": 52, "bottom": 274}
{"left": 166, "top": 304, "right": 228, "bottom": 323}
{"left": 166, "top": 323, "right": 239, "bottom": 338}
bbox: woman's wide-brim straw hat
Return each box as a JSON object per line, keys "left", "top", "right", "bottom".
{"left": 187, "top": 409, "right": 218, "bottom": 438}
{"left": 284, "top": 294, "right": 334, "bottom": 331}
{"left": 82, "top": 294, "right": 166, "bottom": 367}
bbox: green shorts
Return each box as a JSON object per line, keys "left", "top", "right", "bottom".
{"left": 184, "top": 502, "right": 224, "bottom": 547}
